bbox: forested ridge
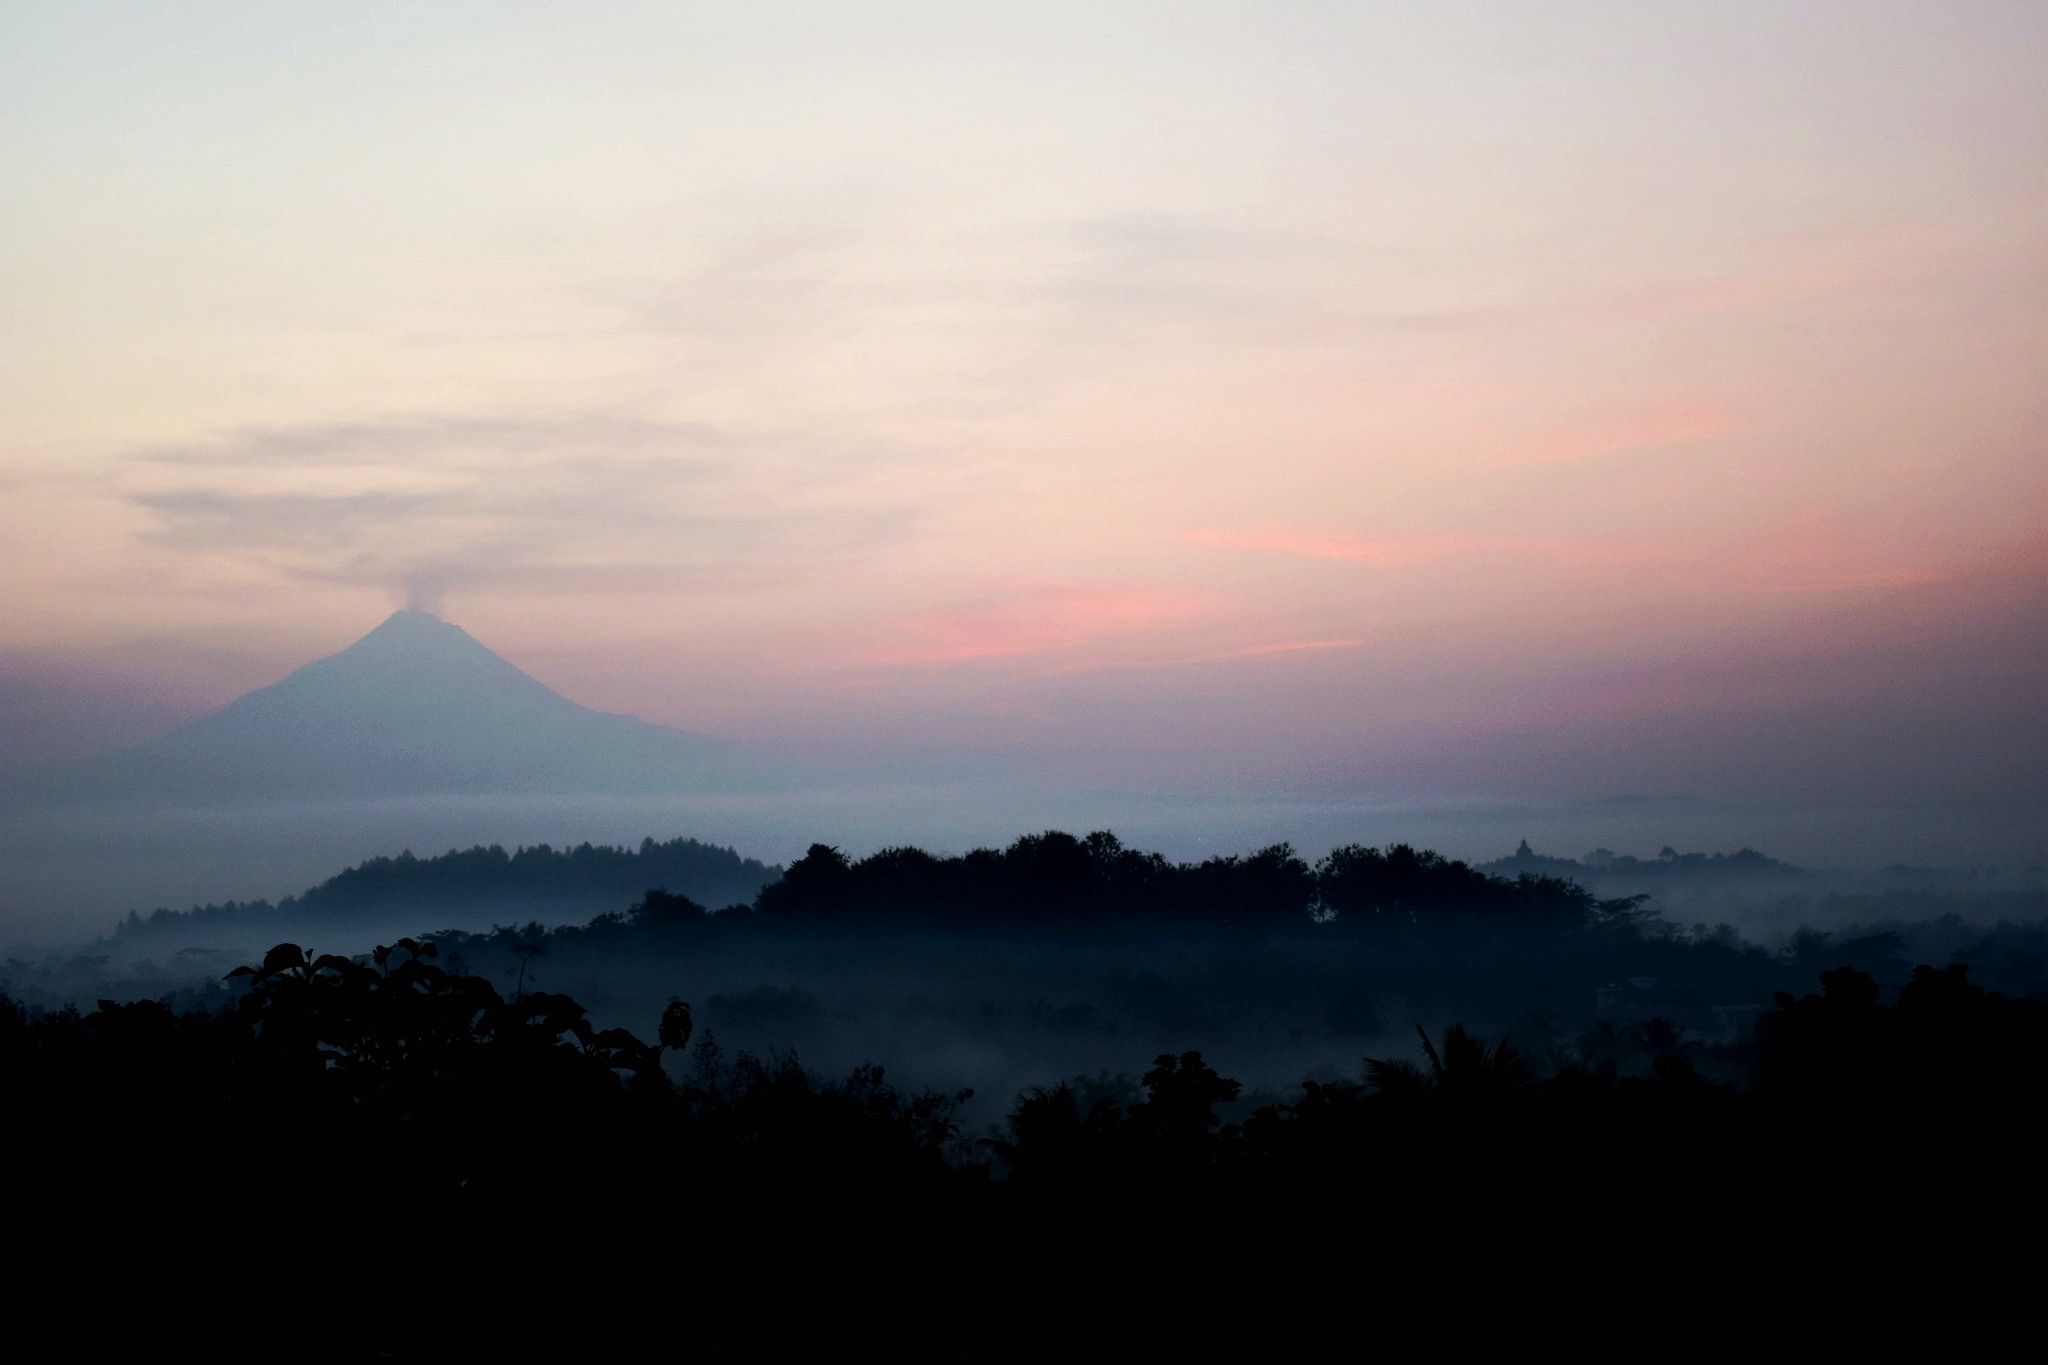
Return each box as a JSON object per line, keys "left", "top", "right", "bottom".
{"left": 107, "top": 834, "right": 782, "bottom": 943}
{"left": 106, "top": 829, "right": 1627, "bottom": 946}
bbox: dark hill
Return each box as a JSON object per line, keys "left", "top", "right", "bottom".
{"left": 111, "top": 835, "right": 783, "bottom": 947}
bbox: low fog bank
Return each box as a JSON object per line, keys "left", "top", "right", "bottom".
{"left": 1482, "top": 840, "right": 2048, "bottom": 947}
{"left": 18, "top": 910, "right": 2045, "bottom": 1136}
{"left": 4, "top": 779, "right": 2039, "bottom": 948}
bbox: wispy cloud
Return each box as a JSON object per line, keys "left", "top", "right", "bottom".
{"left": 1184, "top": 528, "right": 1476, "bottom": 564}
{"left": 143, "top": 414, "right": 739, "bottom": 467}
{"left": 1723, "top": 511, "right": 1943, "bottom": 596}
{"left": 1217, "top": 637, "right": 1365, "bottom": 659}
{"left": 1017, "top": 632, "right": 1372, "bottom": 681}
{"left": 127, "top": 412, "right": 918, "bottom": 609}
{"left": 856, "top": 584, "right": 1208, "bottom": 665}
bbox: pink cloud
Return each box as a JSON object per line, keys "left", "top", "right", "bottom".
{"left": 859, "top": 584, "right": 1208, "bottom": 664}
{"left": 1026, "top": 633, "right": 1371, "bottom": 680}
{"left": 1723, "top": 512, "right": 1943, "bottom": 595}
{"left": 848, "top": 585, "right": 1372, "bottom": 678}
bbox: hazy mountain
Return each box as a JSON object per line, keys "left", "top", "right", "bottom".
{"left": 27, "top": 610, "right": 774, "bottom": 803}
{"left": 102, "top": 835, "right": 784, "bottom": 956}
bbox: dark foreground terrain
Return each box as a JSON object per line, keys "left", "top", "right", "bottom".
{"left": 11, "top": 832, "right": 2046, "bottom": 1354}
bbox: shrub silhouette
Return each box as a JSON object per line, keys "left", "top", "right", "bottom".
{"left": 11, "top": 923, "right": 2048, "bottom": 1351}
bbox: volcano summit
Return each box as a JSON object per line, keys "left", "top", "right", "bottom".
{"left": 36, "top": 611, "right": 761, "bottom": 803}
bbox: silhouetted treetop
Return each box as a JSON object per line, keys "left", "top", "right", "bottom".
{"left": 112, "top": 834, "right": 780, "bottom": 942}
{"left": 745, "top": 829, "right": 1595, "bottom": 930}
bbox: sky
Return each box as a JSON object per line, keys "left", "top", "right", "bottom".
{"left": 2, "top": 2, "right": 2044, "bottom": 869}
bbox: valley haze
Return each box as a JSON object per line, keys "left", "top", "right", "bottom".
{"left": 4, "top": 605, "right": 2040, "bottom": 951}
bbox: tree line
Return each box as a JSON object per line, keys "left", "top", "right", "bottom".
{"left": 721, "top": 830, "right": 1639, "bottom": 930}
{"left": 106, "top": 830, "right": 1643, "bottom": 945}
{"left": 8, "top": 931, "right": 2042, "bottom": 1350}
{"left": 109, "top": 834, "right": 781, "bottom": 942}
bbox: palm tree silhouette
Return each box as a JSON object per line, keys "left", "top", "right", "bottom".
{"left": 1366, "top": 1024, "right": 1532, "bottom": 1103}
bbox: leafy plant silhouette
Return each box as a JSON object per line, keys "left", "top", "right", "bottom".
{"left": 1366, "top": 1024, "right": 1533, "bottom": 1103}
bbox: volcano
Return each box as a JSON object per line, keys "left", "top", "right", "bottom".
{"left": 40, "top": 611, "right": 764, "bottom": 802}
